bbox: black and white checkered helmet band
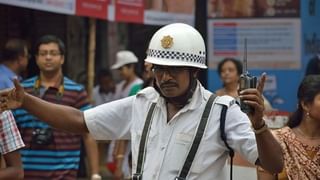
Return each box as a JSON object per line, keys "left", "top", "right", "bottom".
{"left": 147, "top": 49, "right": 206, "bottom": 65}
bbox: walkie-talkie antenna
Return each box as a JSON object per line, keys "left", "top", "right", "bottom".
{"left": 243, "top": 38, "right": 248, "bottom": 75}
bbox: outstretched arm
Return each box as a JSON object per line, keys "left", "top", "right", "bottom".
{"left": 0, "top": 79, "right": 88, "bottom": 134}
{"left": 23, "top": 93, "right": 88, "bottom": 134}
{"left": 239, "top": 73, "right": 284, "bottom": 173}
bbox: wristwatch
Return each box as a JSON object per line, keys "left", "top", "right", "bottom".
{"left": 252, "top": 121, "right": 268, "bottom": 135}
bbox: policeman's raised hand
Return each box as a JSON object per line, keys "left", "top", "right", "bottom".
{"left": 0, "top": 79, "right": 25, "bottom": 112}
{"left": 239, "top": 73, "right": 266, "bottom": 129}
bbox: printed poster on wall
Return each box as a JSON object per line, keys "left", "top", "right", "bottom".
{"left": 207, "top": 0, "right": 299, "bottom": 18}
{"left": 0, "top": 0, "right": 194, "bottom": 25}
{"left": 0, "top": 0, "right": 75, "bottom": 15}
{"left": 143, "top": 0, "right": 194, "bottom": 25}
{"left": 207, "top": 18, "right": 301, "bottom": 69}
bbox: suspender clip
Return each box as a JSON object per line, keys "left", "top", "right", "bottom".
{"left": 132, "top": 173, "right": 142, "bottom": 180}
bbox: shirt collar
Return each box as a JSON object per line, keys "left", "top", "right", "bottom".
{"left": 34, "top": 75, "right": 64, "bottom": 89}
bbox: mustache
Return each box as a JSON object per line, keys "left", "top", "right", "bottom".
{"left": 160, "top": 81, "right": 178, "bottom": 88}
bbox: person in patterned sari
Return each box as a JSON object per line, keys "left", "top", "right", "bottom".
{"left": 258, "top": 75, "right": 320, "bottom": 180}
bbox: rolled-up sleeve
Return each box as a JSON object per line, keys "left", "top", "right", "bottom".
{"left": 0, "top": 111, "right": 25, "bottom": 154}
{"left": 84, "top": 96, "right": 135, "bottom": 140}
{"left": 225, "top": 105, "right": 259, "bottom": 164}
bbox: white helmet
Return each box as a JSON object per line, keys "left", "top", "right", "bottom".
{"left": 111, "top": 50, "right": 138, "bottom": 69}
{"left": 145, "top": 23, "right": 207, "bottom": 69}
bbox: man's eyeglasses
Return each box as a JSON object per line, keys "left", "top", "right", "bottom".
{"left": 152, "top": 66, "right": 189, "bottom": 76}
{"left": 37, "top": 51, "right": 61, "bottom": 57}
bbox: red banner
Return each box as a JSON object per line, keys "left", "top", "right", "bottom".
{"left": 115, "top": 0, "right": 144, "bottom": 23}
{"left": 76, "top": 0, "right": 109, "bottom": 19}
{"left": 0, "top": 0, "right": 194, "bottom": 25}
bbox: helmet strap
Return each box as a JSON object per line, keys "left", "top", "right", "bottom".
{"left": 154, "top": 70, "right": 198, "bottom": 109}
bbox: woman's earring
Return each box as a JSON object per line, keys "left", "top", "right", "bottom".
{"left": 306, "top": 112, "right": 311, "bottom": 121}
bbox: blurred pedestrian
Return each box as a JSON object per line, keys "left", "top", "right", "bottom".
{"left": 12, "top": 35, "right": 101, "bottom": 180}
{"left": 92, "top": 69, "right": 116, "bottom": 106}
{"left": 215, "top": 57, "right": 242, "bottom": 98}
{"left": 0, "top": 38, "right": 29, "bottom": 89}
{"left": 257, "top": 75, "right": 320, "bottom": 180}
{"left": 215, "top": 57, "right": 273, "bottom": 111}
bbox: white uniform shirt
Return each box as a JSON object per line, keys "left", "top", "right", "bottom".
{"left": 84, "top": 82, "right": 258, "bottom": 180}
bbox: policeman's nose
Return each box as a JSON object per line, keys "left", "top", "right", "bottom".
{"left": 159, "top": 71, "right": 174, "bottom": 81}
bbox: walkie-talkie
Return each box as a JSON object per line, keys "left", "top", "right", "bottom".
{"left": 239, "top": 39, "right": 257, "bottom": 114}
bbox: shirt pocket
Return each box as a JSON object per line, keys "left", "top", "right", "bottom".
{"left": 168, "top": 132, "right": 205, "bottom": 175}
